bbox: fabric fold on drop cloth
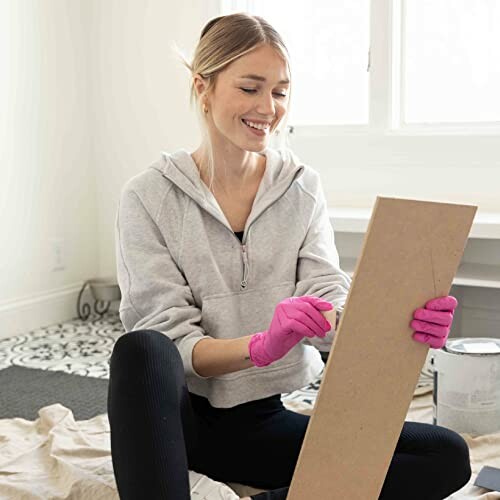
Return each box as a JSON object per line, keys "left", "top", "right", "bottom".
{"left": 0, "top": 403, "right": 239, "bottom": 500}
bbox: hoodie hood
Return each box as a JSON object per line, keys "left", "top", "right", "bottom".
{"left": 150, "top": 146, "right": 306, "bottom": 237}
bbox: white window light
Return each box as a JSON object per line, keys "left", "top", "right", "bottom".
{"left": 398, "top": 0, "right": 500, "bottom": 130}
{"left": 220, "top": 0, "right": 370, "bottom": 134}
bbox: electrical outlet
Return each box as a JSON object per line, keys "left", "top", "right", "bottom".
{"left": 50, "top": 237, "right": 66, "bottom": 272}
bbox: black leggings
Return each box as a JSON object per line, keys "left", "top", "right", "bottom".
{"left": 107, "top": 330, "right": 472, "bottom": 500}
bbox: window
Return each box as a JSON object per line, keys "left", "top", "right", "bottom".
{"left": 221, "top": 0, "right": 500, "bottom": 133}
{"left": 221, "top": 0, "right": 370, "bottom": 126}
{"left": 401, "top": 0, "right": 500, "bottom": 125}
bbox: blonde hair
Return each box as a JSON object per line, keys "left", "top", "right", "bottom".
{"left": 170, "top": 12, "right": 293, "bottom": 192}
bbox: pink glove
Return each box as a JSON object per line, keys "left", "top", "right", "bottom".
{"left": 249, "top": 295, "right": 333, "bottom": 367}
{"left": 411, "top": 295, "right": 458, "bottom": 349}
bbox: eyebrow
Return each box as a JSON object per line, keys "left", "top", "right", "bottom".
{"left": 238, "top": 73, "right": 290, "bottom": 85}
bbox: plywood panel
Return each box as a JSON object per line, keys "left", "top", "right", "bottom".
{"left": 287, "top": 197, "right": 477, "bottom": 499}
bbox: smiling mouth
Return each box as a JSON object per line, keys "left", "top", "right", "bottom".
{"left": 241, "top": 118, "right": 271, "bottom": 134}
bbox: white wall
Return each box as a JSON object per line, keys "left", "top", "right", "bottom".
{"left": 291, "top": 133, "right": 500, "bottom": 212}
{"left": 0, "top": 0, "right": 221, "bottom": 337}
{"left": 1, "top": 0, "right": 499, "bottom": 339}
{"left": 0, "top": 0, "right": 97, "bottom": 336}
{"left": 88, "top": 0, "right": 219, "bottom": 277}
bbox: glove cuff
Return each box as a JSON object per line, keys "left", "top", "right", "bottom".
{"left": 248, "top": 331, "right": 273, "bottom": 367}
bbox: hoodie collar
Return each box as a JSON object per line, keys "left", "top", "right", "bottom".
{"left": 151, "top": 147, "right": 305, "bottom": 234}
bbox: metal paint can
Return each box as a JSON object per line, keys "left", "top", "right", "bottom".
{"left": 432, "top": 337, "right": 500, "bottom": 436}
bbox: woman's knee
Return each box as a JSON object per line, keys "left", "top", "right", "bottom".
{"left": 110, "top": 329, "right": 179, "bottom": 369}
{"left": 437, "top": 427, "right": 472, "bottom": 491}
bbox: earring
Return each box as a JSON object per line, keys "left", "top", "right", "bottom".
{"left": 203, "top": 103, "right": 208, "bottom": 113}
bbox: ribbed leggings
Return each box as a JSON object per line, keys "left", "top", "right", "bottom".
{"left": 107, "top": 330, "right": 472, "bottom": 500}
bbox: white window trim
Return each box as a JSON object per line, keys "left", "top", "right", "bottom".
{"left": 220, "top": 0, "right": 500, "bottom": 137}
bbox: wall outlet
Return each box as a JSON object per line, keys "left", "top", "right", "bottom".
{"left": 50, "top": 237, "right": 66, "bottom": 272}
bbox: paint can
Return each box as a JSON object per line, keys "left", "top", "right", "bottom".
{"left": 432, "top": 337, "right": 500, "bottom": 436}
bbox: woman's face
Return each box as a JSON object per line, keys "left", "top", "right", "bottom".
{"left": 196, "top": 44, "right": 291, "bottom": 153}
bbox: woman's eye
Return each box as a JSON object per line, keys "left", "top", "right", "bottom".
{"left": 240, "top": 88, "right": 287, "bottom": 98}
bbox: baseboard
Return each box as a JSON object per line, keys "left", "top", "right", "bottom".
{"left": 0, "top": 283, "right": 118, "bottom": 340}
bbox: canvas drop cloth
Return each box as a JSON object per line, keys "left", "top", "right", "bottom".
{"left": 0, "top": 392, "right": 499, "bottom": 499}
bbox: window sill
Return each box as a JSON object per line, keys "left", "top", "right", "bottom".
{"left": 329, "top": 207, "right": 500, "bottom": 240}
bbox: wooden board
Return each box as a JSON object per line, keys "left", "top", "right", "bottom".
{"left": 287, "top": 196, "right": 477, "bottom": 499}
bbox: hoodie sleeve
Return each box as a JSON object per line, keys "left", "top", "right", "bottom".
{"left": 115, "top": 186, "right": 211, "bottom": 379}
{"left": 293, "top": 172, "right": 352, "bottom": 352}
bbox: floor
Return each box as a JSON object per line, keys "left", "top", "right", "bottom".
{"left": 0, "top": 314, "right": 487, "bottom": 499}
{"left": 0, "top": 311, "right": 326, "bottom": 409}
{"left": 0, "top": 312, "right": 123, "bottom": 379}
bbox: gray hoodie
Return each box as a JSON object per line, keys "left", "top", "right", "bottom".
{"left": 115, "top": 146, "right": 352, "bottom": 408}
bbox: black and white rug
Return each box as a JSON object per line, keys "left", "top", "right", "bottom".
{"left": 0, "top": 311, "right": 432, "bottom": 419}
{"left": 0, "top": 312, "right": 325, "bottom": 413}
{"left": 0, "top": 312, "right": 123, "bottom": 379}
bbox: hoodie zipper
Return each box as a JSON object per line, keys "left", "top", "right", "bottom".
{"left": 225, "top": 227, "right": 249, "bottom": 290}
{"left": 230, "top": 172, "right": 302, "bottom": 291}
{"left": 240, "top": 243, "right": 249, "bottom": 290}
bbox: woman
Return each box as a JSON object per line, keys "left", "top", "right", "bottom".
{"left": 108, "top": 13, "right": 471, "bottom": 500}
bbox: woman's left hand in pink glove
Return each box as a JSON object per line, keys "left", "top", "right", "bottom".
{"left": 410, "top": 295, "right": 458, "bottom": 349}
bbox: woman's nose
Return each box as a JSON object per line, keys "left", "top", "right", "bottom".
{"left": 256, "top": 92, "right": 276, "bottom": 116}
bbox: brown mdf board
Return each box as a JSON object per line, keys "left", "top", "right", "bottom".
{"left": 287, "top": 197, "right": 477, "bottom": 500}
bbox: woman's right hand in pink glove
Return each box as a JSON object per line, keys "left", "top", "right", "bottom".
{"left": 248, "top": 295, "right": 334, "bottom": 367}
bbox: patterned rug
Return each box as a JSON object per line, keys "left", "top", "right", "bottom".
{"left": 0, "top": 311, "right": 433, "bottom": 414}
{"left": 0, "top": 312, "right": 123, "bottom": 379}
{"left": 0, "top": 312, "right": 329, "bottom": 409}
